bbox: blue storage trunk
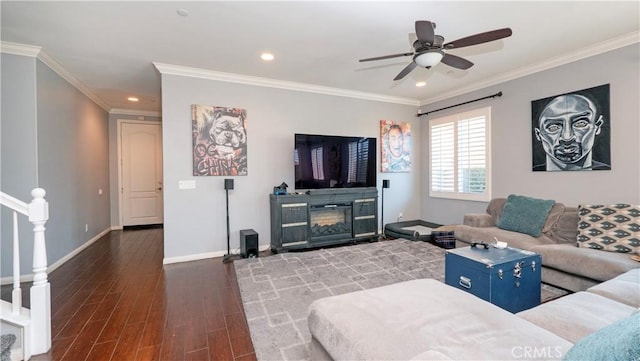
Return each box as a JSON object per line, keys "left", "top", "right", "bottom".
{"left": 445, "top": 245, "right": 542, "bottom": 313}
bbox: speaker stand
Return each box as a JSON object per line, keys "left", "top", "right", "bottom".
{"left": 381, "top": 187, "right": 386, "bottom": 240}
{"left": 223, "top": 187, "right": 233, "bottom": 263}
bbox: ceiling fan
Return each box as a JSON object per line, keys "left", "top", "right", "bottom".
{"left": 359, "top": 21, "right": 512, "bottom": 81}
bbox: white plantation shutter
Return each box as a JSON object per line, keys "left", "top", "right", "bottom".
{"left": 458, "top": 116, "right": 486, "bottom": 194}
{"left": 429, "top": 107, "right": 491, "bottom": 201}
{"left": 431, "top": 122, "right": 455, "bottom": 192}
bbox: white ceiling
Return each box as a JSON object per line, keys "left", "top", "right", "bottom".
{"left": 1, "top": 1, "right": 638, "bottom": 115}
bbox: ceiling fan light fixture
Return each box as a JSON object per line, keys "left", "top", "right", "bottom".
{"left": 416, "top": 81, "right": 426, "bottom": 87}
{"left": 414, "top": 51, "right": 443, "bottom": 68}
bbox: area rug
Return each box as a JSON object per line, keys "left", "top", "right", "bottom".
{"left": 1, "top": 334, "right": 16, "bottom": 361}
{"left": 234, "top": 239, "right": 568, "bottom": 361}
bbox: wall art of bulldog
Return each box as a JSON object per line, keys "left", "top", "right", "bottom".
{"left": 191, "top": 104, "right": 248, "bottom": 176}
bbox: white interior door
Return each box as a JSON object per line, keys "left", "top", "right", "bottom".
{"left": 121, "top": 122, "right": 163, "bottom": 226}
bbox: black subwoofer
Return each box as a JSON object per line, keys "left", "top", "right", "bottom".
{"left": 240, "top": 229, "right": 259, "bottom": 258}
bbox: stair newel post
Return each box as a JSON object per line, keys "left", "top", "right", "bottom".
{"left": 12, "top": 211, "right": 22, "bottom": 314}
{"left": 28, "top": 187, "right": 51, "bottom": 354}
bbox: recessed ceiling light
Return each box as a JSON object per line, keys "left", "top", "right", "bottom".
{"left": 128, "top": 97, "right": 139, "bottom": 102}
{"left": 416, "top": 81, "right": 427, "bottom": 87}
{"left": 177, "top": 9, "right": 189, "bottom": 17}
{"left": 261, "top": 53, "right": 274, "bottom": 61}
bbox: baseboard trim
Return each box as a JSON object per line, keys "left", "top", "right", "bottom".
{"left": 162, "top": 244, "right": 270, "bottom": 265}
{"left": 110, "top": 225, "right": 123, "bottom": 230}
{"left": 0, "top": 227, "right": 111, "bottom": 285}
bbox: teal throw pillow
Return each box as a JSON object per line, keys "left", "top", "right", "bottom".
{"left": 563, "top": 312, "right": 640, "bottom": 361}
{"left": 496, "top": 194, "right": 555, "bottom": 237}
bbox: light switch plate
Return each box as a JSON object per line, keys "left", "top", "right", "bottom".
{"left": 178, "top": 180, "right": 196, "bottom": 189}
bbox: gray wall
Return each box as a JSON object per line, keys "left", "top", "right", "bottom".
{"left": 160, "top": 75, "right": 420, "bottom": 260}
{"left": 36, "top": 60, "right": 111, "bottom": 266}
{"left": 421, "top": 44, "right": 640, "bottom": 224}
{"left": 1, "top": 54, "right": 39, "bottom": 277}
{"left": 107, "top": 112, "right": 162, "bottom": 227}
{"left": 1, "top": 53, "right": 111, "bottom": 277}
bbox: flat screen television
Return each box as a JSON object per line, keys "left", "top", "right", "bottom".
{"left": 294, "top": 133, "right": 377, "bottom": 189}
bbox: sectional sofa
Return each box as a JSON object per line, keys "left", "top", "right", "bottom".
{"left": 454, "top": 197, "right": 639, "bottom": 292}
{"left": 307, "top": 269, "right": 640, "bottom": 360}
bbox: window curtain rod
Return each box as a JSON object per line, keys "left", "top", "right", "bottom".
{"left": 416, "top": 91, "right": 503, "bottom": 117}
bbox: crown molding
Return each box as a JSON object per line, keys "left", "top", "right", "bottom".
{"left": 420, "top": 30, "right": 640, "bottom": 106}
{"left": 36, "top": 49, "right": 111, "bottom": 112}
{"left": 0, "top": 41, "right": 41, "bottom": 57}
{"left": 109, "top": 108, "right": 162, "bottom": 117}
{"left": 2, "top": 41, "right": 111, "bottom": 112}
{"left": 154, "top": 62, "right": 420, "bottom": 106}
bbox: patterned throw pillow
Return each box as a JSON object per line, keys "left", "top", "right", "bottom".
{"left": 577, "top": 204, "right": 640, "bottom": 254}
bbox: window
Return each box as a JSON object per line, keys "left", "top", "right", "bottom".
{"left": 429, "top": 107, "right": 491, "bottom": 201}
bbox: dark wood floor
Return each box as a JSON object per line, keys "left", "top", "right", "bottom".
{"left": 4, "top": 227, "right": 256, "bottom": 361}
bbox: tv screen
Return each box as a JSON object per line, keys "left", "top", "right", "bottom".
{"left": 294, "top": 133, "right": 377, "bottom": 189}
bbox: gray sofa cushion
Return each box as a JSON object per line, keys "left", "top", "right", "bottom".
{"left": 542, "top": 203, "right": 566, "bottom": 235}
{"left": 517, "top": 291, "right": 635, "bottom": 343}
{"left": 308, "top": 279, "right": 572, "bottom": 361}
{"left": 530, "top": 244, "right": 640, "bottom": 282}
{"left": 586, "top": 268, "right": 640, "bottom": 307}
{"left": 486, "top": 197, "right": 507, "bottom": 223}
{"left": 462, "top": 213, "right": 494, "bottom": 228}
{"left": 544, "top": 206, "right": 578, "bottom": 244}
{"left": 454, "top": 225, "right": 553, "bottom": 250}
{"left": 541, "top": 266, "right": 599, "bottom": 293}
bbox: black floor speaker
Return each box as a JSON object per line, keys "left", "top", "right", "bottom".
{"left": 240, "top": 229, "right": 259, "bottom": 258}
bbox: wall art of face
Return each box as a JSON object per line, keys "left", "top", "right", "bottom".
{"left": 209, "top": 113, "right": 246, "bottom": 148}
{"left": 387, "top": 126, "right": 404, "bottom": 158}
{"left": 534, "top": 94, "right": 603, "bottom": 169}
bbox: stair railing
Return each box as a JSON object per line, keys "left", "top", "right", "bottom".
{"left": 0, "top": 188, "right": 51, "bottom": 357}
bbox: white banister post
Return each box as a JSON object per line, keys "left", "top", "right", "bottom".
{"left": 12, "top": 211, "right": 22, "bottom": 314}
{"left": 29, "top": 188, "right": 49, "bottom": 287}
{"left": 28, "top": 188, "right": 51, "bottom": 354}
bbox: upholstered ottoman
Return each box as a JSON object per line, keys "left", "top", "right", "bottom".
{"left": 307, "top": 279, "right": 572, "bottom": 360}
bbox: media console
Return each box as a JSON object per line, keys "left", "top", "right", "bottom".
{"left": 269, "top": 188, "right": 378, "bottom": 253}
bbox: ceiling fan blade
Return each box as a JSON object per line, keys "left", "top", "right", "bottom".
{"left": 441, "top": 53, "right": 474, "bottom": 70}
{"left": 393, "top": 62, "right": 417, "bottom": 81}
{"left": 444, "top": 28, "right": 512, "bottom": 49}
{"left": 415, "top": 20, "right": 435, "bottom": 45}
{"left": 359, "top": 52, "right": 414, "bottom": 62}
